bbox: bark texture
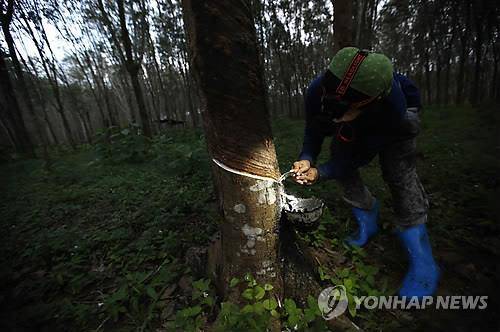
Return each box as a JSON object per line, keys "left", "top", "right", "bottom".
{"left": 0, "top": 52, "right": 34, "bottom": 155}
{"left": 182, "top": 0, "right": 280, "bottom": 180}
{"left": 333, "top": 0, "right": 354, "bottom": 53}
{"left": 210, "top": 170, "right": 284, "bottom": 300}
{"left": 117, "top": 0, "right": 152, "bottom": 137}
{"left": 182, "top": 0, "right": 283, "bottom": 298}
{"left": 1, "top": 0, "right": 46, "bottom": 149}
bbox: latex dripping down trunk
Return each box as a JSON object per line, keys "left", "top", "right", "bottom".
{"left": 213, "top": 158, "right": 325, "bottom": 229}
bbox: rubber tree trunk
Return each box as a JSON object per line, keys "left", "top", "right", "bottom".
{"left": 471, "top": 12, "right": 483, "bottom": 106}
{"left": 332, "top": 0, "right": 353, "bottom": 53}
{"left": 456, "top": 36, "right": 467, "bottom": 104}
{"left": 129, "top": 69, "right": 152, "bottom": 136}
{"left": 2, "top": 16, "right": 47, "bottom": 151}
{"left": 492, "top": 42, "right": 499, "bottom": 101}
{"left": 182, "top": 0, "right": 284, "bottom": 300}
{"left": 456, "top": 1, "right": 471, "bottom": 105}
{"left": 424, "top": 54, "right": 433, "bottom": 104}
{"left": 20, "top": 13, "right": 76, "bottom": 149}
{"left": 435, "top": 54, "right": 442, "bottom": 105}
{"left": 0, "top": 53, "right": 34, "bottom": 156}
{"left": 117, "top": 0, "right": 152, "bottom": 137}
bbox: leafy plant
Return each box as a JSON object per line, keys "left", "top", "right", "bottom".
{"left": 317, "top": 245, "right": 387, "bottom": 318}
{"left": 94, "top": 124, "right": 151, "bottom": 163}
{"left": 167, "top": 278, "right": 215, "bottom": 331}
{"left": 214, "top": 274, "right": 328, "bottom": 331}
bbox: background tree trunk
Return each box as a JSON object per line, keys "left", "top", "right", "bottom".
{"left": 332, "top": 0, "right": 353, "bottom": 53}
{"left": 1, "top": 0, "right": 47, "bottom": 150}
{"left": 470, "top": 4, "right": 483, "bottom": 106}
{"left": 0, "top": 52, "right": 34, "bottom": 156}
{"left": 19, "top": 10, "right": 76, "bottom": 149}
{"left": 117, "top": 0, "right": 152, "bottom": 137}
{"left": 455, "top": 0, "right": 471, "bottom": 104}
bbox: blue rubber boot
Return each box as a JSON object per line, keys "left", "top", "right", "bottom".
{"left": 397, "top": 224, "right": 440, "bottom": 298}
{"left": 346, "top": 200, "right": 380, "bottom": 247}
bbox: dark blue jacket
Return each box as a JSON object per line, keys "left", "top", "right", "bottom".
{"left": 298, "top": 72, "right": 422, "bottom": 180}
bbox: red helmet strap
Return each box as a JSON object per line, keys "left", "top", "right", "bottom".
{"left": 335, "top": 50, "right": 368, "bottom": 98}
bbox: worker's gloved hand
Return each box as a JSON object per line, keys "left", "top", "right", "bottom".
{"left": 292, "top": 160, "right": 311, "bottom": 175}
{"left": 294, "top": 167, "right": 319, "bottom": 185}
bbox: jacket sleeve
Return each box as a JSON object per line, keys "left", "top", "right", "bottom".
{"left": 395, "top": 73, "right": 422, "bottom": 110}
{"left": 298, "top": 75, "right": 325, "bottom": 164}
{"left": 317, "top": 159, "right": 340, "bottom": 180}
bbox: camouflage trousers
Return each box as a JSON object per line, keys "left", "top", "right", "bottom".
{"left": 338, "top": 113, "right": 429, "bottom": 227}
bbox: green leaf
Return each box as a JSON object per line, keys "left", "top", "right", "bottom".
{"left": 347, "top": 293, "right": 357, "bottom": 317}
{"left": 366, "top": 275, "right": 375, "bottom": 286}
{"left": 318, "top": 266, "right": 331, "bottom": 281}
{"left": 242, "top": 304, "right": 254, "bottom": 313}
{"left": 229, "top": 277, "right": 240, "bottom": 288}
{"left": 264, "top": 283, "right": 274, "bottom": 291}
{"left": 203, "top": 296, "right": 214, "bottom": 307}
{"left": 262, "top": 298, "right": 278, "bottom": 311}
{"left": 344, "top": 278, "right": 353, "bottom": 291}
{"left": 254, "top": 286, "right": 265, "bottom": 300}
{"left": 284, "top": 298, "right": 297, "bottom": 312}
{"left": 193, "top": 279, "right": 210, "bottom": 292}
{"left": 253, "top": 301, "right": 265, "bottom": 314}
{"left": 112, "top": 286, "right": 128, "bottom": 302}
{"left": 189, "top": 305, "right": 202, "bottom": 317}
{"left": 180, "top": 305, "right": 202, "bottom": 318}
{"left": 287, "top": 313, "right": 300, "bottom": 328}
{"left": 304, "top": 308, "right": 316, "bottom": 322}
{"left": 307, "top": 295, "right": 317, "bottom": 310}
{"left": 146, "top": 286, "right": 157, "bottom": 299}
{"left": 242, "top": 288, "right": 254, "bottom": 300}
{"left": 338, "top": 268, "right": 350, "bottom": 278}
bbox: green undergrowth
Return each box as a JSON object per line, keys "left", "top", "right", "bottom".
{"left": 0, "top": 128, "right": 218, "bottom": 330}
{"left": 1, "top": 105, "right": 498, "bottom": 331}
{"left": 168, "top": 274, "right": 329, "bottom": 332}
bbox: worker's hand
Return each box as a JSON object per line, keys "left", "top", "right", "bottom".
{"left": 294, "top": 167, "right": 319, "bottom": 185}
{"left": 333, "top": 108, "right": 362, "bottom": 123}
{"left": 292, "top": 160, "right": 311, "bottom": 175}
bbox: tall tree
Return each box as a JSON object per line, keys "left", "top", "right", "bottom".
{"left": 470, "top": 0, "right": 485, "bottom": 105}
{"left": 1, "top": 0, "right": 47, "bottom": 150}
{"left": 96, "top": 0, "right": 152, "bottom": 137}
{"left": 116, "top": 0, "right": 152, "bottom": 136}
{"left": 455, "top": 0, "right": 471, "bottom": 104}
{"left": 0, "top": 50, "right": 34, "bottom": 155}
{"left": 18, "top": 3, "right": 76, "bottom": 148}
{"left": 181, "top": 0, "right": 283, "bottom": 300}
{"left": 332, "top": 0, "right": 353, "bottom": 53}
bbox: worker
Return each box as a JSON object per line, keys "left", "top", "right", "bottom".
{"left": 291, "top": 47, "right": 439, "bottom": 298}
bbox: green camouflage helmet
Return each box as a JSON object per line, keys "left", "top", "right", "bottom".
{"left": 328, "top": 47, "right": 394, "bottom": 97}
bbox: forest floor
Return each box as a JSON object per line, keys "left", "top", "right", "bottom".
{"left": 1, "top": 105, "right": 499, "bottom": 331}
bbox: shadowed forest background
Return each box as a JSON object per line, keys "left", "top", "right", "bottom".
{"left": 1, "top": 0, "right": 499, "bottom": 331}
{"left": 1, "top": 0, "right": 499, "bottom": 150}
